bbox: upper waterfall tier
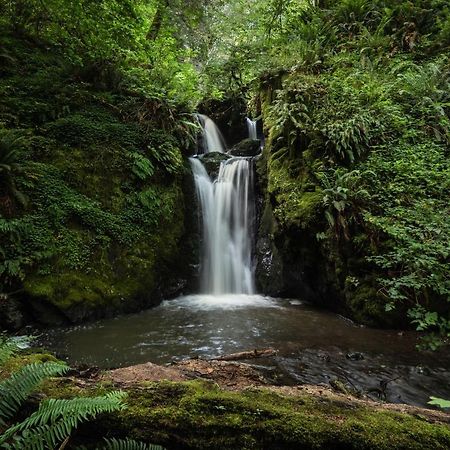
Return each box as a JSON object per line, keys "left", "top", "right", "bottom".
{"left": 196, "top": 114, "right": 227, "bottom": 154}
{"left": 190, "top": 157, "right": 255, "bottom": 295}
{"left": 246, "top": 118, "right": 257, "bottom": 140}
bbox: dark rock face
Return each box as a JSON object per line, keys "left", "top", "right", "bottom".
{"left": 0, "top": 294, "right": 27, "bottom": 330}
{"left": 229, "top": 139, "right": 261, "bottom": 157}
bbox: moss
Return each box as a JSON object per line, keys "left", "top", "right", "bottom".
{"left": 345, "top": 283, "right": 399, "bottom": 328}
{"left": 25, "top": 272, "right": 115, "bottom": 310}
{"left": 22, "top": 181, "right": 186, "bottom": 322}
{"left": 267, "top": 159, "right": 322, "bottom": 230}
{"left": 81, "top": 381, "right": 450, "bottom": 449}
{"left": 4, "top": 353, "right": 447, "bottom": 450}
{"left": 0, "top": 33, "right": 193, "bottom": 326}
{"left": 0, "top": 352, "right": 59, "bottom": 380}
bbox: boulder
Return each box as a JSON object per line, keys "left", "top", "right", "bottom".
{"left": 229, "top": 139, "right": 261, "bottom": 157}
{"left": 198, "top": 152, "right": 231, "bottom": 179}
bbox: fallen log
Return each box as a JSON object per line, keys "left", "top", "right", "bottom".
{"left": 213, "top": 348, "right": 278, "bottom": 361}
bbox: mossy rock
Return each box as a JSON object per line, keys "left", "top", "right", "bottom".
{"left": 229, "top": 139, "right": 261, "bottom": 157}
{"left": 198, "top": 152, "right": 231, "bottom": 178}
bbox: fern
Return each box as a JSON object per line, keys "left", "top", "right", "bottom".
{"left": 102, "top": 438, "right": 165, "bottom": 450}
{"left": 0, "top": 392, "right": 127, "bottom": 449}
{"left": 0, "top": 362, "right": 69, "bottom": 423}
{"left": 131, "top": 152, "right": 155, "bottom": 180}
{"left": 0, "top": 337, "right": 18, "bottom": 365}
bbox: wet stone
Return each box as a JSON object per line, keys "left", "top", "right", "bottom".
{"left": 346, "top": 352, "right": 365, "bottom": 361}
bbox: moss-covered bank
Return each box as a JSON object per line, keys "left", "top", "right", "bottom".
{"left": 0, "top": 34, "right": 197, "bottom": 326}
{"left": 254, "top": 58, "right": 450, "bottom": 332}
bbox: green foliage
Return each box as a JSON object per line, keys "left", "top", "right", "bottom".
{"left": 0, "top": 337, "right": 19, "bottom": 365}
{"left": 318, "top": 169, "right": 369, "bottom": 241}
{"left": 131, "top": 153, "right": 155, "bottom": 181}
{"left": 0, "top": 340, "right": 165, "bottom": 450}
{"left": 0, "top": 0, "right": 201, "bottom": 105}
{"left": 428, "top": 397, "right": 450, "bottom": 409}
{"left": 250, "top": 2, "right": 450, "bottom": 343}
{"left": 1, "top": 392, "right": 127, "bottom": 449}
{"left": 0, "top": 128, "right": 29, "bottom": 210}
{"left": 0, "top": 361, "right": 69, "bottom": 424}
{"left": 46, "top": 111, "right": 142, "bottom": 150}
{"left": 0, "top": 31, "right": 189, "bottom": 298}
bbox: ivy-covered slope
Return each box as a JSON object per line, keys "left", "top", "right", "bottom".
{"left": 0, "top": 34, "right": 197, "bottom": 326}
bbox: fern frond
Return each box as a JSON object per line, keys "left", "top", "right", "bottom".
{"left": 0, "top": 361, "right": 68, "bottom": 422}
{"left": 0, "top": 337, "right": 18, "bottom": 365}
{"left": 1, "top": 391, "right": 127, "bottom": 449}
{"left": 102, "top": 438, "right": 165, "bottom": 450}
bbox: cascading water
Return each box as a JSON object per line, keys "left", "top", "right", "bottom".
{"left": 190, "top": 157, "right": 255, "bottom": 295}
{"left": 196, "top": 114, "right": 226, "bottom": 154}
{"left": 246, "top": 117, "right": 258, "bottom": 140}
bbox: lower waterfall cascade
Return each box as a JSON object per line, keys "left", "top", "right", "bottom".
{"left": 190, "top": 156, "right": 255, "bottom": 295}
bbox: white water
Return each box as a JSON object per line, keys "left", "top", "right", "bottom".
{"left": 190, "top": 157, "right": 255, "bottom": 295}
{"left": 246, "top": 117, "right": 258, "bottom": 140}
{"left": 196, "top": 114, "right": 226, "bottom": 153}
{"left": 166, "top": 294, "right": 279, "bottom": 310}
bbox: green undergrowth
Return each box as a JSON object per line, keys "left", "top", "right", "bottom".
{"left": 259, "top": 45, "right": 450, "bottom": 340}
{"left": 0, "top": 32, "right": 194, "bottom": 322}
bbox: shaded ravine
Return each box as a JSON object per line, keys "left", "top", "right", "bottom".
{"left": 37, "top": 116, "right": 450, "bottom": 410}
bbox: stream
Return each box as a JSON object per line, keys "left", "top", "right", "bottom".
{"left": 38, "top": 294, "right": 450, "bottom": 409}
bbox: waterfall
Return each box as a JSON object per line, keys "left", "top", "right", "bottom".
{"left": 196, "top": 114, "right": 226, "bottom": 154}
{"left": 246, "top": 118, "right": 257, "bottom": 140}
{"left": 190, "top": 157, "right": 255, "bottom": 295}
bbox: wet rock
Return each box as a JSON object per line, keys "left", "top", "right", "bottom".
{"left": 346, "top": 352, "right": 365, "bottom": 361}
{"left": 0, "top": 294, "right": 27, "bottom": 330}
{"left": 229, "top": 138, "right": 261, "bottom": 157}
{"left": 255, "top": 234, "right": 285, "bottom": 296}
{"left": 415, "top": 366, "right": 431, "bottom": 376}
{"left": 198, "top": 152, "right": 231, "bottom": 179}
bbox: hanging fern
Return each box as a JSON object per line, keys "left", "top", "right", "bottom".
{"left": 0, "top": 361, "right": 69, "bottom": 423}
{"left": 0, "top": 392, "right": 127, "bottom": 449}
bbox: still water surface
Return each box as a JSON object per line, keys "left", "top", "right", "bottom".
{"left": 39, "top": 295, "right": 450, "bottom": 408}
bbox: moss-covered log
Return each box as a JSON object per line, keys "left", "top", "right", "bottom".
{"left": 69, "top": 381, "right": 450, "bottom": 450}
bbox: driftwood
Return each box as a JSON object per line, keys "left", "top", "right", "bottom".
{"left": 213, "top": 348, "right": 278, "bottom": 361}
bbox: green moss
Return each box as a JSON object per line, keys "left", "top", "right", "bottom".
{"left": 82, "top": 381, "right": 450, "bottom": 449}
{"left": 267, "top": 159, "right": 322, "bottom": 230}
{"left": 25, "top": 272, "right": 113, "bottom": 310}
{"left": 345, "top": 283, "right": 398, "bottom": 327}
{"left": 0, "top": 352, "right": 59, "bottom": 380}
